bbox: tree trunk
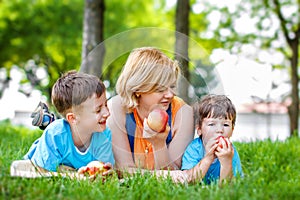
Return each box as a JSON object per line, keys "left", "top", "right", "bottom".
{"left": 175, "top": 0, "right": 190, "bottom": 103}
{"left": 272, "top": 0, "right": 299, "bottom": 138}
{"left": 288, "top": 36, "right": 299, "bottom": 137}
{"left": 80, "top": 0, "right": 105, "bottom": 77}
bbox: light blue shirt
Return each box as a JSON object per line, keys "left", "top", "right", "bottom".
{"left": 181, "top": 137, "right": 243, "bottom": 184}
{"left": 24, "top": 119, "right": 115, "bottom": 172}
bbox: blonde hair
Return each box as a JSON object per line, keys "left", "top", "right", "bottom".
{"left": 116, "top": 47, "right": 180, "bottom": 111}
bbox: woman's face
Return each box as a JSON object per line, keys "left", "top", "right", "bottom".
{"left": 138, "top": 85, "right": 176, "bottom": 112}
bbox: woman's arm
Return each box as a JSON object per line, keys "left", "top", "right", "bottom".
{"left": 168, "top": 104, "right": 194, "bottom": 169}
{"left": 107, "top": 95, "right": 136, "bottom": 169}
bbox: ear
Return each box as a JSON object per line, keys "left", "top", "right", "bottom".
{"left": 66, "top": 112, "right": 77, "bottom": 124}
{"left": 196, "top": 126, "right": 202, "bottom": 137}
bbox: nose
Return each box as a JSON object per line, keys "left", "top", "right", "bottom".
{"left": 102, "top": 107, "right": 110, "bottom": 118}
{"left": 164, "top": 87, "right": 174, "bottom": 98}
{"left": 216, "top": 124, "right": 224, "bottom": 133}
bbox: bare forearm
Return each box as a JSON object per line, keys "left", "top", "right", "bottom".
{"left": 153, "top": 143, "right": 178, "bottom": 170}
{"left": 219, "top": 163, "right": 233, "bottom": 184}
{"left": 186, "top": 157, "right": 213, "bottom": 183}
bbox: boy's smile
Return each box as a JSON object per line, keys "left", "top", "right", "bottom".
{"left": 75, "top": 93, "right": 110, "bottom": 134}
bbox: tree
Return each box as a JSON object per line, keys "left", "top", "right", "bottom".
{"left": 271, "top": 0, "right": 300, "bottom": 137}
{"left": 81, "top": 0, "right": 105, "bottom": 77}
{"left": 204, "top": 0, "right": 300, "bottom": 137}
{"left": 175, "top": 0, "right": 190, "bottom": 103}
{"left": 0, "top": 0, "right": 84, "bottom": 99}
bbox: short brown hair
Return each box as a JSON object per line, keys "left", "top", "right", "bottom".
{"left": 51, "top": 70, "right": 105, "bottom": 117}
{"left": 194, "top": 94, "right": 236, "bottom": 127}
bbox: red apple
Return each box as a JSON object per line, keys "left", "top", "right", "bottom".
{"left": 147, "top": 108, "right": 169, "bottom": 133}
{"left": 86, "top": 161, "right": 110, "bottom": 176}
{"left": 217, "top": 136, "right": 228, "bottom": 148}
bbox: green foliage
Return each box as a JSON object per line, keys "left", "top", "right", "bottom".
{"left": 0, "top": 0, "right": 84, "bottom": 98}
{"left": 1, "top": 121, "right": 300, "bottom": 199}
{"left": 0, "top": 0, "right": 219, "bottom": 101}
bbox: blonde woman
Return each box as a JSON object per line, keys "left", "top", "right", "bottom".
{"left": 108, "top": 47, "right": 194, "bottom": 174}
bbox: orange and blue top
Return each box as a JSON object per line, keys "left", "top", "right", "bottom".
{"left": 125, "top": 96, "right": 185, "bottom": 169}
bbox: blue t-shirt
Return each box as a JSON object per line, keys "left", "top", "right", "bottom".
{"left": 181, "top": 137, "right": 243, "bottom": 184}
{"left": 24, "top": 119, "right": 115, "bottom": 172}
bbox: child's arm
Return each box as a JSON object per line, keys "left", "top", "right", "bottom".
{"left": 215, "top": 137, "right": 234, "bottom": 184}
{"left": 10, "top": 160, "right": 85, "bottom": 179}
{"left": 184, "top": 155, "right": 214, "bottom": 183}
{"left": 183, "top": 139, "right": 218, "bottom": 183}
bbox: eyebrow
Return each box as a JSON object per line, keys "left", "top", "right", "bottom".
{"left": 205, "top": 118, "right": 232, "bottom": 122}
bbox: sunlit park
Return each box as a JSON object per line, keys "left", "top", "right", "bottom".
{"left": 1, "top": 0, "right": 300, "bottom": 199}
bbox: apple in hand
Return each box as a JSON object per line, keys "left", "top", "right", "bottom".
{"left": 217, "top": 136, "right": 228, "bottom": 148}
{"left": 86, "top": 161, "right": 110, "bottom": 176}
{"left": 147, "top": 108, "right": 169, "bottom": 133}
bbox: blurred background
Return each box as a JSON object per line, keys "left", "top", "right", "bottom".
{"left": 0, "top": 0, "right": 299, "bottom": 142}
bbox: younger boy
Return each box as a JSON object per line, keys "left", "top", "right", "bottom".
{"left": 181, "top": 94, "right": 243, "bottom": 184}
{"left": 11, "top": 71, "right": 114, "bottom": 177}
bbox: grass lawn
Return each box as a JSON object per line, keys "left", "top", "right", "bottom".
{"left": 1, "top": 120, "right": 300, "bottom": 200}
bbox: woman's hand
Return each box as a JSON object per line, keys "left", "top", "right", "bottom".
{"left": 142, "top": 118, "right": 170, "bottom": 147}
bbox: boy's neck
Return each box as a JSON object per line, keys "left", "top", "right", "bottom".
{"left": 70, "top": 125, "right": 92, "bottom": 151}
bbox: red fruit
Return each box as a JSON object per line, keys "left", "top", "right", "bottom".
{"left": 147, "top": 108, "right": 169, "bottom": 133}
{"left": 217, "top": 136, "right": 228, "bottom": 148}
{"left": 86, "top": 161, "right": 109, "bottom": 176}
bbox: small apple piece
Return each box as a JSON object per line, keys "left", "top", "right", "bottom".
{"left": 147, "top": 108, "right": 169, "bottom": 133}
{"left": 86, "top": 161, "right": 109, "bottom": 176}
{"left": 217, "top": 136, "right": 228, "bottom": 148}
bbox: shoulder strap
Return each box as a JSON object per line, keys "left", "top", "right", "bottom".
{"left": 125, "top": 113, "right": 136, "bottom": 160}
{"left": 166, "top": 106, "right": 172, "bottom": 146}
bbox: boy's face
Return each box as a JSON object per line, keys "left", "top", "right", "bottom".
{"left": 74, "top": 93, "right": 110, "bottom": 134}
{"left": 197, "top": 117, "right": 234, "bottom": 146}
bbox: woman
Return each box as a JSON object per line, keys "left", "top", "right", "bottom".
{"left": 107, "top": 47, "right": 194, "bottom": 171}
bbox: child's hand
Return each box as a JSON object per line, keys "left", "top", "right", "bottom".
{"left": 215, "top": 137, "right": 234, "bottom": 166}
{"left": 77, "top": 161, "right": 113, "bottom": 181}
{"left": 204, "top": 138, "right": 218, "bottom": 162}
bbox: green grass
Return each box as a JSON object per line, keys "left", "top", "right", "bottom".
{"left": 1, "top": 120, "right": 300, "bottom": 200}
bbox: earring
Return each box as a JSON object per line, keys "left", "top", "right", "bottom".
{"left": 136, "top": 93, "right": 140, "bottom": 98}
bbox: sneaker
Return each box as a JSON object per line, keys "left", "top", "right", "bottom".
{"left": 31, "top": 102, "right": 55, "bottom": 130}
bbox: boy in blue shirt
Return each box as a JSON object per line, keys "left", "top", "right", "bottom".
{"left": 181, "top": 94, "right": 243, "bottom": 184}
{"left": 11, "top": 71, "right": 114, "bottom": 178}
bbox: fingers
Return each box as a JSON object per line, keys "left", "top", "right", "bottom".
{"left": 77, "top": 162, "right": 114, "bottom": 181}
{"left": 142, "top": 118, "right": 169, "bottom": 142}
{"left": 103, "top": 162, "right": 112, "bottom": 169}
{"left": 143, "top": 118, "right": 157, "bottom": 138}
{"left": 162, "top": 124, "right": 170, "bottom": 134}
{"left": 77, "top": 166, "right": 88, "bottom": 174}
{"left": 102, "top": 168, "right": 114, "bottom": 176}
{"left": 102, "top": 162, "right": 113, "bottom": 176}
{"left": 171, "top": 171, "right": 189, "bottom": 184}
{"left": 215, "top": 139, "right": 233, "bottom": 159}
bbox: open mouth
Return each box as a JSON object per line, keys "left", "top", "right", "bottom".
{"left": 99, "top": 120, "right": 106, "bottom": 125}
